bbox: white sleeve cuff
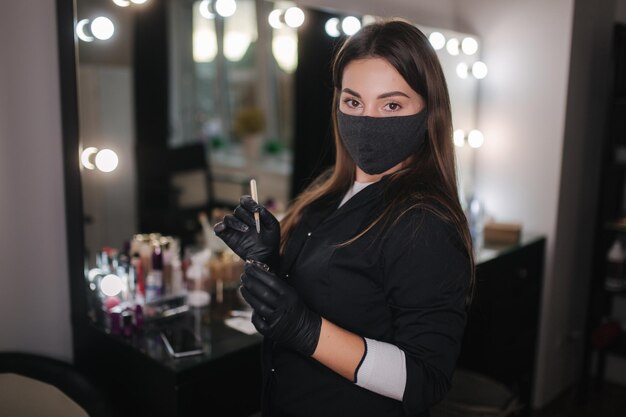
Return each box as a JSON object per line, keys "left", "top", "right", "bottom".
{"left": 355, "top": 337, "right": 407, "bottom": 401}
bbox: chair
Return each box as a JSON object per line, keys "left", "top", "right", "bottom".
{"left": 430, "top": 369, "right": 522, "bottom": 417}
{"left": 0, "top": 352, "right": 115, "bottom": 417}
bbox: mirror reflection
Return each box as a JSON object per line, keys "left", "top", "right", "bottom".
{"left": 75, "top": 0, "right": 482, "bottom": 312}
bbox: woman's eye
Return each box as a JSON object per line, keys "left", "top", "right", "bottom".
{"left": 343, "top": 99, "right": 361, "bottom": 108}
{"left": 385, "top": 102, "right": 401, "bottom": 111}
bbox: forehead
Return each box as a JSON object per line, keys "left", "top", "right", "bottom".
{"left": 341, "top": 57, "right": 412, "bottom": 93}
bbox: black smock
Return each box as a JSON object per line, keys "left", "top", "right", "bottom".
{"left": 262, "top": 175, "right": 470, "bottom": 417}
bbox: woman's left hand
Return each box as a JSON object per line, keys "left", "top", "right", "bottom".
{"left": 239, "top": 262, "right": 322, "bottom": 356}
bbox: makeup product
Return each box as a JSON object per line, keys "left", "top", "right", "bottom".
{"left": 131, "top": 253, "right": 145, "bottom": 297}
{"left": 145, "top": 245, "right": 163, "bottom": 302}
{"left": 122, "top": 310, "right": 134, "bottom": 337}
{"left": 134, "top": 303, "right": 144, "bottom": 331}
{"left": 109, "top": 307, "right": 122, "bottom": 335}
{"left": 250, "top": 179, "right": 261, "bottom": 234}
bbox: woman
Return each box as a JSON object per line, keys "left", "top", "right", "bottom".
{"left": 214, "top": 19, "right": 474, "bottom": 417}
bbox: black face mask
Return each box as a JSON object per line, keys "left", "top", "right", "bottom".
{"left": 336, "top": 110, "right": 428, "bottom": 175}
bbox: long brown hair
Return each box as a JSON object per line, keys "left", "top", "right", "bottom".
{"left": 280, "top": 19, "right": 475, "bottom": 293}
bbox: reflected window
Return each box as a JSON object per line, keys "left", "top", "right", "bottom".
{"left": 169, "top": 0, "right": 295, "bottom": 160}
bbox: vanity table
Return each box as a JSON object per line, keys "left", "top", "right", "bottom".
{"left": 74, "top": 290, "right": 263, "bottom": 417}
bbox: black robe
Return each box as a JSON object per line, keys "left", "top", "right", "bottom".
{"left": 262, "top": 175, "right": 470, "bottom": 417}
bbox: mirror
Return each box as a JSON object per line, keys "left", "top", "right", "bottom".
{"left": 74, "top": 0, "right": 482, "bottom": 273}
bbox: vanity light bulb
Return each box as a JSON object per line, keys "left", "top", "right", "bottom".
{"left": 101, "top": 274, "right": 123, "bottom": 297}
{"left": 429, "top": 32, "right": 446, "bottom": 50}
{"left": 468, "top": 130, "right": 484, "bottom": 148}
{"left": 76, "top": 19, "right": 94, "bottom": 42}
{"left": 199, "top": 0, "right": 215, "bottom": 19}
{"left": 131, "top": 0, "right": 148, "bottom": 4}
{"left": 95, "top": 149, "right": 119, "bottom": 172}
{"left": 80, "top": 147, "right": 98, "bottom": 170}
{"left": 325, "top": 18, "right": 341, "bottom": 37}
{"left": 215, "top": 0, "right": 236, "bottom": 17}
{"left": 91, "top": 16, "right": 115, "bottom": 41}
{"left": 341, "top": 16, "right": 361, "bottom": 36}
{"left": 112, "top": 0, "right": 130, "bottom": 7}
{"left": 284, "top": 7, "right": 305, "bottom": 28}
{"left": 446, "top": 38, "right": 460, "bottom": 56}
{"left": 472, "top": 61, "right": 488, "bottom": 79}
{"left": 461, "top": 37, "right": 478, "bottom": 55}
{"left": 268, "top": 9, "right": 282, "bottom": 29}
{"left": 453, "top": 129, "right": 465, "bottom": 147}
{"left": 88, "top": 268, "right": 103, "bottom": 282}
{"left": 456, "top": 63, "right": 469, "bottom": 79}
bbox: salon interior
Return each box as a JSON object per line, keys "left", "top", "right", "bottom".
{"left": 2, "top": 0, "right": 626, "bottom": 416}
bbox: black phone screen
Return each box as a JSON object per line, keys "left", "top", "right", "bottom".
{"left": 160, "top": 327, "right": 204, "bottom": 358}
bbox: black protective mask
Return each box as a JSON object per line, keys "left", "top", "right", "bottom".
{"left": 337, "top": 110, "right": 428, "bottom": 175}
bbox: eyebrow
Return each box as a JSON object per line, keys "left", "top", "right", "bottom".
{"left": 341, "top": 88, "right": 411, "bottom": 99}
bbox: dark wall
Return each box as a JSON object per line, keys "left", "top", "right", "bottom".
{"left": 133, "top": 0, "right": 170, "bottom": 233}
{"left": 290, "top": 8, "right": 346, "bottom": 198}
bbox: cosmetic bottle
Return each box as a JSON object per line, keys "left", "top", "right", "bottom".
{"left": 146, "top": 245, "right": 163, "bottom": 302}
{"left": 162, "top": 241, "right": 173, "bottom": 295}
{"left": 131, "top": 253, "right": 145, "bottom": 297}
{"left": 134, "top": 300, "right": 144, "bottom": 331}
{"left": 122, "top": 309, "right": 134, "bottom": 337}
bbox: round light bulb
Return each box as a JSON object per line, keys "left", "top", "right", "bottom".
{"left": 88, "top": 268, "right": 103, "bottom": 282}
{"left": 429, "top": 32, "right": 445, "bottom": 50}
{"left": 268, "top": 9, "right": 282, "bottom": 29}
{"left": 284, "top": 7, "right": 304, "bottom": 28}
{"left": 95, "top": 149, "right": 119, "bottom": 172}
{"left": 199, "top": 0, "right": 215, "bottom": 19}
{"left": 131, "top": 0, "right": 148, "bottom": 4}
{"left": 215, "top": 0, "right": 236, "bottom": 17}
{"left": 80, "top": 146, "right": 99, "bottom": 170}
{"left": 446, "top": 38, "right": 460, "bottom": 56}
{"left": 91, "top": 16, "right": 115, "bottom": 41}
{"left": 468, "top": 130, "right": 484, "bottom": 148}
{"left": 461, "top": 37, "right": 478, "bottom": 55}
{"left": 100, "top": 274, "right": 123, "bottom": 297}
{"left": 456, "top": 62, "right": 469, "bottom": 79}
{"left": 341, "top": 16, "right": 361, "bottom": 36}
{"left": 112, "top": 0, "right": 130, "bottom": 7}
{"left": 76, "top": 19, "right": 94, "bottom": 42}
{"left": 325, "top": 18, "right": 340, "bottom": 37}
{"left": 453, "top": 129, "right": 465, "bottom": 147}
{"left": 472, "top": 61, "right": 488, "bottom": 79}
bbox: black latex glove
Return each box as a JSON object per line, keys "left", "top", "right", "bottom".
{"left": 213, "top": 195, "right": 281, "bottom": 270}
{"left": 240, "top": 262, "right": 322, "bottom": 356}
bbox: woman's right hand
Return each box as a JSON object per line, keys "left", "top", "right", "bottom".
{"left": 213, "top": 195, "right": 281, "bottom": 270}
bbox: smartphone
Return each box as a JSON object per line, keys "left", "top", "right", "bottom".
{"left": 160, "top": 327, "right": 204, "bottom": 358}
